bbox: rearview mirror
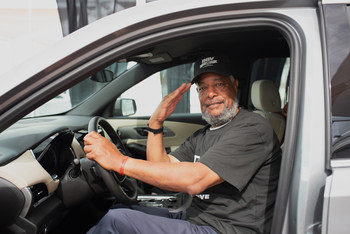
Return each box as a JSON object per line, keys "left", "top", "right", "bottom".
{"left": 91, "top": 70, "right": 114, "bottom": 83}
{"left": 114, "top": 98, "right": 137, "bottom": 116}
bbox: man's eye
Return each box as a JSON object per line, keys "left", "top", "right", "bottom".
{"left": 215, "top": 83, "right": 224, "bottom": 87}
{"left": 199, "top": 87, "right": 207, "bottom": 92}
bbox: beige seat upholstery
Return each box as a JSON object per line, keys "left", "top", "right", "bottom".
{"left": 251, "top": 80, "right": 285, "bottom": 143}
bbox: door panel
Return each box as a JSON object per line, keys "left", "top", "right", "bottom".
{"left": 108, "top": 116, "right": 205, "bottom": 159}
{"left": 322, "top": 160, "right": 350, "bottom": 234}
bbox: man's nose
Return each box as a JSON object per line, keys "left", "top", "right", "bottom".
{"left": 207, "top": 86, "right": 218, "bottom": 98}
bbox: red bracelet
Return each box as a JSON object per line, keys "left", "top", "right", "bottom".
{"left": 119, "top": 156, "right": 129, "bottom": 176}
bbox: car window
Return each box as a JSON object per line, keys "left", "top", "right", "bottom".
{"left": 25, "top": 61, "right": 136, "bottom": 118}
{"left": 323, "top": 4, "right": 350, "bottom": 146}
{"left": 120, "top": 63, "right": 201, "bottom": 116}
{"left": 327, "top": 5, "right": 350, "bottom": 118}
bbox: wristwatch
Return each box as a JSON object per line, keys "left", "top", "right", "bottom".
{"left": 146, "top": 124, "right": 164, "bottom": 134}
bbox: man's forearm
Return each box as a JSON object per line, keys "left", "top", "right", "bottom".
{"left": 146, "top": 118, "right": 171, "bottom": 162}
{"left": 122, "top": 157, "right": 219, "bottom": 194}
{"left": 146, "top": 131, "right": 167, "bottom": 161}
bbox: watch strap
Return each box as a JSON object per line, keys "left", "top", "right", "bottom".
{"left": 146, "top": 124, "right": 163, "bottom": 134}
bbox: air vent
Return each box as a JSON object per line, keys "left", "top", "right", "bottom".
{"left": 29, "top": 183, "right": 48, "bottom": 207}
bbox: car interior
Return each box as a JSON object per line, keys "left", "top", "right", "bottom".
{"left": 0, "top": 24, "right": 291, "bottom": 233}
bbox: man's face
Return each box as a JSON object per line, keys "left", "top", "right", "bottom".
{"left": 197, "top": 72, "right": 238, "bottom": 119}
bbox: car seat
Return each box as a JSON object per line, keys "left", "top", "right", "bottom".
{"left": 251, "top": 80, "right": 285, "bottom": 143}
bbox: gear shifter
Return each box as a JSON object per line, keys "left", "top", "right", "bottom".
{"left": 70, "top": 158, "right": 81, "bottom": 178}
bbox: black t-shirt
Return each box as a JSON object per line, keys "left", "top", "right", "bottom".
{"left": 171, "top": 109, "right": 281, "bottom": 234}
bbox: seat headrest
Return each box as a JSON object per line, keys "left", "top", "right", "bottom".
{"left": 251, "top": 80, "right": 281, "bottom": 113}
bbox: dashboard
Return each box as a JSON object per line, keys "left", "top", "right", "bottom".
{"left": 34, "top": 131, "right": 74, "bottom": 177}
{"left": 0, "top": 115, "right": 91, "bottom": 164}
{"left": 0, "top": 115, "right": 92, "bottom": 229}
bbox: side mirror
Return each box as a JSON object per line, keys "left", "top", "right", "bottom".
{"left": 91, "top": 70, "right": 114, "bottom": 83}
{"left": 114, "top": 98, "right": 137, "bottom": 116}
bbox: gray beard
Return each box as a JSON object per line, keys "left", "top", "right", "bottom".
{"left": 202, "top": 99, "right": 239, "bottom": 127}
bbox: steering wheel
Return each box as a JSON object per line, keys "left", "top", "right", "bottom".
{"left": 88, "top": 116, "right": 138, "bottom": 204}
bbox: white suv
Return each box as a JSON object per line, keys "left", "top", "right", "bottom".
{"left": 0, "top": 0, "right": 349, "bottom": 233}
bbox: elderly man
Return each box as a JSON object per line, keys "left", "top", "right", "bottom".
{"left": 84, "top": 53, "right": 281, "bottom": 234}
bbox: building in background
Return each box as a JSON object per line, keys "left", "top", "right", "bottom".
{"left": 56, "top": 0, "right": 141, "bottom": 36}
{"left": 0, "top": 0, "right": 62, "bottom": 76}
{"left": 0, "top": 0, "right": 152, "bottom": 76}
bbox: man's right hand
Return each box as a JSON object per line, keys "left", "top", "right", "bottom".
{"left": 147, "top": 83, "right": 191, "bottom": 163}
{"left": 149, "top": 83, "right": 191, "bottom": 128}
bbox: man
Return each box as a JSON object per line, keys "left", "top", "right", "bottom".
{"left": 84, "top": 53, "right": 281, "bottom": 233}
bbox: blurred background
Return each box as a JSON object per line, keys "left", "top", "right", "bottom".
{"left": 0, "top": 0, "right": 156, "bottom": 76}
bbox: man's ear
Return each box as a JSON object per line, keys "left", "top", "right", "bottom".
{"left": 233, "top": 79, "right": 239, "bottom": 93}
{"left": 234, "top": 79, "right": 239, "bottom": 89}
{"left": 233, "top": 79, "right": 241, "bottom": 104}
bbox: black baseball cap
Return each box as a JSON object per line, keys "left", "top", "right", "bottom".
{"left": 191, "top": 53, "right": 233, "bottom": 84}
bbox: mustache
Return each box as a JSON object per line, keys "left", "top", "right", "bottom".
{"left": 205, "top": 98, "right": 225, "bottom": 106}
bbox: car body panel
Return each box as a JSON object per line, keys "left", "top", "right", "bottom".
{"left": 283, "top": 8, "right": 327, "bottom": 234}
{"left": 322, "top": 160, "right": 350, "bottom": 233}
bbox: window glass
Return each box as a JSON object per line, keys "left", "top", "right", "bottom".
{"left": 323, "top": 4, "right": 350, "bottom": 145}
{"left": 25, "top": 61, "right": 135, "bottom": 118}
{"left": 120, "top": 63, "right": 201, "bottom": 116}
{"left": 324, "top": 4, "right": 350, "bottom": 117}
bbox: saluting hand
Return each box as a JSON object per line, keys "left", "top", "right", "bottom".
{"left": 149, "top": 83, "right": 191, "bottom": 127}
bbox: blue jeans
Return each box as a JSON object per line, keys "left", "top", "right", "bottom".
{"left": 87, "top": 205, "right": 217, "bottom": 234}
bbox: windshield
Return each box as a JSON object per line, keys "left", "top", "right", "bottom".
{"left": 25, "top": 61, "right": 136, "bottom": 118}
